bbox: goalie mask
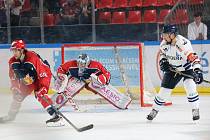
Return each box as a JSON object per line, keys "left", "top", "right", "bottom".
{"left": 77, "top": 54, "right": 90, "bottom": 68}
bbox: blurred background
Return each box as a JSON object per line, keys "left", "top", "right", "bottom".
{"left": 0, "top": 0, "right": 209, "bottom": 44}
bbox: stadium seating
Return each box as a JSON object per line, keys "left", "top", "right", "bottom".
{"left": 98, "top": 0, "right": 112, "bottom": 9}
{"left": 158, "top": 0, "right": 174, "bottom": 6}
{"left": 188, "top": 0, "right": 204, "bottom": 5}
{"left": 111, "top": 12, "right": 126, "bottom": 24}
{"left": 21, "top": 0, "right": 31, "bottom": 12}
{"left": 175, "top": 9, "right": 189, "bottom": 24}
{"left": 143, "top": 0, "right": 158, "bottom": 7}
{"left": 127, "top": 11, "right": 141, "bottom": 24}
{"left": 158, "top": 9, "right": 171, "bottom": 24}
{"left": 113, "top": 0, "right": 128, "bottom": 8}
{"left": 44, "top": 14, "right": 55, "bottom": 26}
{"left": 98, "top": 12, "right": 111, "bottom": 23}
{"left": 128, "top": 0, "right": 142, "bottom": 7}
{"left": 143, "top": 10, "right": 157, "bottom": 23}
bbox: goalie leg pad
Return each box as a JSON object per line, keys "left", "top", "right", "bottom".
{"left": 88, "top": 82, "right": 132, "bottom": 109}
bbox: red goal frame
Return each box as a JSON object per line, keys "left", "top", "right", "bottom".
{"left": 61, "top": 42, "right": 152, "bottom": 107}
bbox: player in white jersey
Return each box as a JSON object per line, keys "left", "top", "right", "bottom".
{"left": 146, "top": 24, "right": 203, "bottom": 121}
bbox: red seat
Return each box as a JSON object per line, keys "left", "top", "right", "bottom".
{"left": 188, "top": 0, "right": 204, "bottom": 5}
{"left": 158, "top": 9, "right": 171, "bottom": 24}
{"left": 143, "top": 10, "right": 157, "bottom": 23}
{"left": 98, "top": 12, "right": 111, "bottom": 23}
{"left": 111, "top": 12, "right": 126, "bottom": 24}
{"left": 113, "top": 0, "right": 127, "bottom": 8}
{"left": 173, "top": 0, "right": 185, "bottom": 4}
{"left": 128, "top": 0, "right": 142, "bottom": 7}
{"left": 98, "top": 0, "right": 112, "bottom": 9}
{"left": 44, "top": 14, "right": 55, "bottom": 26}
{"left": 21, "top": 0, "right": 31, "bottom": 12}
{"left": 127, "top": 11, "right": 141, "bottom": 24}
{"left": 59, "top": 0, "right": 67, "bottom": 6}
{"left": 143, "top": 0, "right": 157, "bottom": 7}
{"left": 95, "top": 0, "right": 99, "bottom": 8}
{"left": 175, "top": 9, "right": 189, "bottom": 24}
{"left": 158, "top": 0, "right": 174, "bottom": 6}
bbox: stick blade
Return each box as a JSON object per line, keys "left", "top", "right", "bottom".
{"left": 77, "top": 124, "right": 94, "bottom": 132}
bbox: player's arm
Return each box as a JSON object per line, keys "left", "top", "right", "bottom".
{"left": 159, "top": 44, "right": 171, "bottom": 72}
{"left": 176, "top": 39, "right": 203, "bottom": 84}
{"left": 92, "top": 62, "right": 111, "bottom": 85}
{"left": 34, "top": 56, "right": 52, "bottom": 95}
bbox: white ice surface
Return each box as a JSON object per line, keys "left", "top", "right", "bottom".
{"left": 0, "top": 94, "right": 210, "bottom": 140}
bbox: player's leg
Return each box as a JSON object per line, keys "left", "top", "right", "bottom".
{"left": 0, "top": 90, "right": 28, "bottom": 123}
{"left": 35, "top": 75, "right": 64, "bottom": 126}
{"left": 183, "top": 74, "right": 200, "bottom": 121}
{"left": 147, "top": 71, "right": 182, "bottom": 120}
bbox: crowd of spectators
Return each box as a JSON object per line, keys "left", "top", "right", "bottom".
{"left": 0, "top": 0, "right": 209, "bottom": 43}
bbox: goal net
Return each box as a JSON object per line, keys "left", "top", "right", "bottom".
{"left": 57, "top": 42, "right": 157, "bottom": 107}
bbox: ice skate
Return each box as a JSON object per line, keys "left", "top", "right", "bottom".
{"left": 147, "top": 109, "right": 159, "bottom": 121}
{"left": 192, "top": 109, "right": 200, "bottom": 123}
{"left": 46, "top": 114, "right": 65, "bottom": 127}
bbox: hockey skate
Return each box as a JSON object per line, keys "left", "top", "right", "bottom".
{"left": 147, "top": 109, "right": 159, "bottom": 121}
{"left": 192, "top": 109, "right": 200, "bottom": 122}
{"left": 46, "top": 114, "right": 65, "bottom": 127}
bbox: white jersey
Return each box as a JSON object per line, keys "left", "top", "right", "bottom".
{"left": 159, "top": 35, "right": 201, "bottom": 71}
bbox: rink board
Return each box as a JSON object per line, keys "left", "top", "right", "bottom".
{"left": 0, "top": 40, "right": 210, "bottom": 95}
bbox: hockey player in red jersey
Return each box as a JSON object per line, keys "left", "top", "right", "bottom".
{"left": 147, "top": 25, "right": 203, "bottom": 122}
{"left": 52, "top": 54, "right": 131, "bottom": 109}
{"left": 0, "top": 40, "right": 64, "bottom": 126}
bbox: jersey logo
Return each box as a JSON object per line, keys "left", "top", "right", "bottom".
{"left": 40, "top": 72, "right": 47, "bottom": 78}
{"left": 182, "top": 39, "right": 187, "bottom": 45}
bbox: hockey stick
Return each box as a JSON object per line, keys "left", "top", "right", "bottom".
{"left": 170, "top": 68, "right": 210, "bottom": 84}
{"left": 42, "top": 96, "right": 94, "bottom": 132}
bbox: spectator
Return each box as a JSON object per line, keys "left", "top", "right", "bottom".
{"left": 0, "top": 0, "right": 6, "bottom": 27}
{"left": 58, "top": 0, "right": 81, "bottom": 25}
{"left": 8, "top": 0, "right": 24, "bottom": 26}
{"left": 188, "top": 12, "right": 207, "bottom": 40}
{"left": 79, "top": 0, "right": 92, "bottom": 24}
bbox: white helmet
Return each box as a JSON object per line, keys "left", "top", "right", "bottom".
{"left": 77, "top": 54, "right": 90, "bottom": 68}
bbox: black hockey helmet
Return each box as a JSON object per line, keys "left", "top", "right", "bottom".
{"left": 162, "top": 24, "right": 178, "bottom": 34}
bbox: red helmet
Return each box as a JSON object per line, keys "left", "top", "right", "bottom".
{"left": 10, "top": 40, "right": 26, "bottom": 50}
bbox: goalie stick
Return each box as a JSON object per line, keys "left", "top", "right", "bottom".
{"left": 170, "top": 68, "right": 210, "bottom": 84}
{"left": 42, "top": 96, "right": 94, "bottom": 132}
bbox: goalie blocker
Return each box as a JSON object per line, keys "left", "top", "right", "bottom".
{"left": 51, "top": 74, "right": 132, "bottom": 110}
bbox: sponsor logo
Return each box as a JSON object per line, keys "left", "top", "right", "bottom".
{"left": 56, "top": 94, "right": 64, "bottom": 104}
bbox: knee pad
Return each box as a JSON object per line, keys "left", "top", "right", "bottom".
{"left": 13, "top": 92, "right": 26, "bottom": 103}
{"left": 154, "top": 88, "right": 172, "bottom": 106}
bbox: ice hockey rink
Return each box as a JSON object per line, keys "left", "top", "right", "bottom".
{"left": 0, "top": 93, "right": 210, "bottom": 140}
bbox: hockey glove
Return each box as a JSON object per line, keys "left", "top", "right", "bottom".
{"left": 193, "top": 69, "right": 203, "bottom": 84}
{"left": 159, "top": 58, "right": 171, "bottom": 72}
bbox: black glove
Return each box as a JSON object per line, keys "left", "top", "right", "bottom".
{"left": 159, "top": 58, "right": 171, "bottom": 72}
{"left": 193, "top": 69, "right": 203, "bottom": 84}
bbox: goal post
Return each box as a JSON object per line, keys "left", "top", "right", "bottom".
{"left": 60, "top": 42, "right": 154, "bottom": 107}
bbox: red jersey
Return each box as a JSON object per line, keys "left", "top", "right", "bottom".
{"left": 57, "top": 60, "right": 111, "bottom": 84}
{"left": 9, "top": 50, "right": 52, "bottom": 94}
